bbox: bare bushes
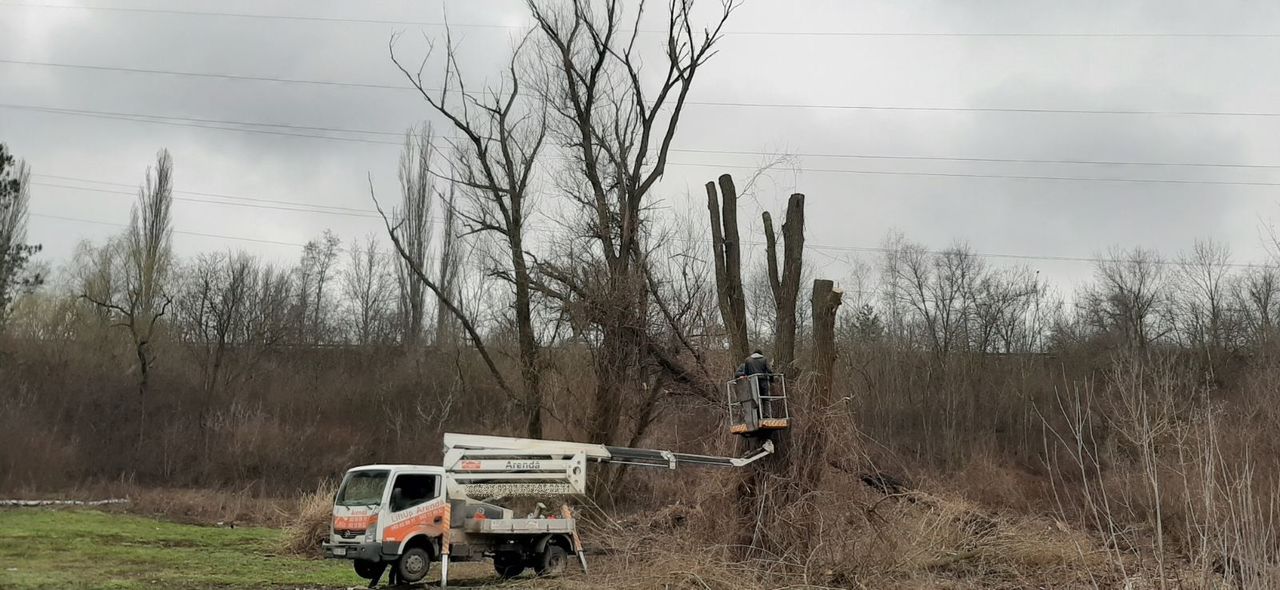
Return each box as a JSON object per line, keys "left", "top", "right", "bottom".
{"left": 590, "top": 460, "right": 1102, "bottom": 589}
{"left": 282, "top": 481, "right": 336, "bottom": 556}
{"left": 1042, "top": 356, "right": 1280, "bottom": 588}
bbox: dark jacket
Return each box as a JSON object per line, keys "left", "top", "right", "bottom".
{"left": 741, "top": 353, "right": 771, "bottom": 376}
{"left": 736, "top": 353, "right": 773, "bottom": 395}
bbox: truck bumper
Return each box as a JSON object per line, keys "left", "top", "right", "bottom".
{"left": 322, "top": 542, "right": 382, "bottom": 561}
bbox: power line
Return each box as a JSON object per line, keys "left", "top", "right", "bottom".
{"left": 14, "top": 105, "right": 1280, "bottom": 188}
{"left": 29, "top": 177, "right": 1275, "bottom": 268}
{"left": 1, "top": 104, "right": 406, "bottom": 146}
{"left": 677, "top": 162, "right": 1280, "bottom": 189}
{"left": 30, "top": 212, "right": 310, "bottom": 247}
{"left": 8, "top": 58, "right": 1280, "bottom": 118}
{"left": 5, "top": 2, "right": 1280, "bottom": 39}
{"left": 30, "top": 181, "right": 388, "bottom": 219}
{"left": 34, "top": 174, "right": 385, "bottom": 214}
{"left": 13, "top": 103, "right": 1280, "bottom": 173}
{"left": 0, "top": 59, "right": 409, "bottom": 92}
{"left": 674, "top": 148, "right": 1280, "bottom": 171}
{"left": 32, "top": 208, "right": 1272, "bottom": 270}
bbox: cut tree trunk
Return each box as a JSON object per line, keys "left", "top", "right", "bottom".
{"left": 763, "top": 193, "right": 805, "bottom": 376}
{"left": 736, "top": 278, "right": 843, "bottom": 558}
{"left": 707, "top": 175, "right": 749, "bottom": 361}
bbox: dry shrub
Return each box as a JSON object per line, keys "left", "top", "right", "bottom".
{"left": 1, "top": 481, "right": 293, "bottom": 527}
{"left": 576, "top": 461, "right": 1107, "bottom": 589}
{"left": 126, "top": 486, "right": 294, "bottom": 527}
{"left": 282, "top": 481, "right": 336, "bottom": 556}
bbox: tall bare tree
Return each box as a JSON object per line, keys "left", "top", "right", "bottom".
{"left": 342, "top": 234, "right": 395, "bottom": 345}
{"left": 0, "top": 144, "right": 41, "bottom": 325}
{"left": 435, "top": 182, "right": 461, "bottom": 346}
{"left": 390, "top": 23, "right": 549, "bottom": 437}
{"left": 176, "top": 251, "right": 254, "bottom": 397}
{"left": 1234, "top": 266, "right": 1280, "bottom": 349}
{"left": 296, "top": 230, "right": 341, "bottom": 344}
{"left": 394, "top": 125, "right": 435, "bottom": 347}
{"left": 1176, "top": 239, "right": 1236, "bottom": 355}
{"left": 528, "top": 0, "right": 736, "bottom": 445}
{"left": 83, "top": 149, "right": 175, "bottom": 439}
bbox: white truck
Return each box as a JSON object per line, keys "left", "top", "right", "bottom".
{"left": 322, "top": 432, "right": 775, "bottom": 587}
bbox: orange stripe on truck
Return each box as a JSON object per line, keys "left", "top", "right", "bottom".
{"left": 383, "top": 501, "right": 449, "bottom": 543}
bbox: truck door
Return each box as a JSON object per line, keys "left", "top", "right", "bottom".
{"left": 381, "top": 473, "right": 448, "bottom": 550}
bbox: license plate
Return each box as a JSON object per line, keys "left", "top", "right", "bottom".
{"left": 332, "top": 547, "right": 347, "bottom": 557}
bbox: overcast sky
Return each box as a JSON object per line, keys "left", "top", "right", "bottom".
{"left": 4, "top": 0, "right": 1280, "bottom": 294}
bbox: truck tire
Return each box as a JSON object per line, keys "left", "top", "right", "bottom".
{"left": 353, "top": 559, "right": 381, "bottom": 580}
{"left": 396, "top": 547, "right": 432, "bottom": 583}
{"left": 493, "top": 552, "right": 525, "bottom": 578}
{"left": 534, "top": 544, "right": 568, "bottom": 577}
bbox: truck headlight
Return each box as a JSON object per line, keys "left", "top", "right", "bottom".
{"left": 364, "top": 528, "right": 375, "bottom": 542}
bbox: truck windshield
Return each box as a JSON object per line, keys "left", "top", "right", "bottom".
{"left": 336, "top": 470, "right": 389, "bottom": 507}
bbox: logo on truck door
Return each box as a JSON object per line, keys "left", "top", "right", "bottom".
{"left": 383, "top": 501, "right": 449, "bottom": 543}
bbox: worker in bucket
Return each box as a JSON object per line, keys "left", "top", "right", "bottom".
{"left": 735, "top": 349, "right": 774, "bottom": 423}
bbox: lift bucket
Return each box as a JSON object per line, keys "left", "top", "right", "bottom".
{"left": 726, "top": 374, "right": 789, "bottom": 436}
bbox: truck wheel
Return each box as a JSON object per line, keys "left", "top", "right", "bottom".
{"left": 396, "top": 547, "right": 433, "bottom": 583}
{"left": 493, "top": 553, "right": 525, "bottom": 578}
{"left": 534, "top": 545, "right": 568, "bottom": 577}
{"left": 353, "top": 559, "right": 381, "bottom": 580}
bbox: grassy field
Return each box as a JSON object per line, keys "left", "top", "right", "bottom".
{"left": 0, "top": 508, "right": 356, "bottom": 589}
{"left": 0, "top": 508, "right": 575, "bottom": 589}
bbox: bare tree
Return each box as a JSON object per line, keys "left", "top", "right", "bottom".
{"left": 1175, "top": 239, "right": 1236, "bottom": 355}
{"left": 394, "top": 125, "right": 435, "bottom": 347}
{"left": 390, "top": 22, "right": 550, "bottom": 437}
{"left": 82, "top": 149, "right": 175, "bottom": 440}
{"left": 175, "top": 252, "right": 254, "bottom": 397}
{"left": 0, "top": 144, "right": 41, "bottom": 324}
{"left": 1081, "top": 246, "right": 1171, "bottom": 350}
{"left": 435, "top": 182, "right": 461, "bottom": 346}
{"left": 342, "top": 234, "right": 394, "bottom": 345}
{"left": 883, "top": 240, "right": 983, "bottom": 358}
{"left": 1234, "top": 266, "right": 1280, "bottom": 349}
{"left": 527, "top": 0, "right": 736, "bottom": 445}
{"left": 296, "top": 230, "right": 341, "bottom": 344}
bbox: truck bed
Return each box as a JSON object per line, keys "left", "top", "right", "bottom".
{"left": 464, "top": 517, "right": 576, "bottom": 534}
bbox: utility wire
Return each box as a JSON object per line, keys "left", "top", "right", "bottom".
{"left": 35, "top": 174, "right": 384, "bottom": 214}
{"left": 28, "top": 176, "right": 1276, "bottom": 268}
{"left": 5, "top": 2, "right": 1280, "bottom": 38}
{"left": 13, "top": 106, "right": 1280, "bottom": 188}
{"left": 7, "top": 58, "right": 1280, "bottom": 118}
{"left": 15, "top": 103, "right": 1280, "bottom": 171}
{"left": 30, "top": 207, "right": 1273, "bottom": 269}
{"left": 31, "top": 181, "right": 387, "bottom": 219}
{"left": 678, "top": 162, "right": 1280, "bottom": 188}
{"left": 30, "top": 212, "right": 310, "bottom": 247}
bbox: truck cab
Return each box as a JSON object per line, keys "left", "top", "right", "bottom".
{"left": 324, "top": 464, "right": 449, "bottom": 584}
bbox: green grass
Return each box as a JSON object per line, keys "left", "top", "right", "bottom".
{"left": 0, "top": 508, "right": 353, "bottom": 589}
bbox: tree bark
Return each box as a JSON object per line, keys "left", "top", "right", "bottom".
{"left": 707, "top": 174, "right": 749, "bottom": 361}
{"left": 811, "top": 278, "right": 842, "bottom": 409}
{"left": 763, "top": 193, "right": 805, "bottom": 376}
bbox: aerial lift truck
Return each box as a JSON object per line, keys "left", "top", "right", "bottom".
{"left": 323, "top": 374, "right": 786, "bottom": 587}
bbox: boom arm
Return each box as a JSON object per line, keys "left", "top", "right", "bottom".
{"left": 442, "top": 433, "right": 773, "bottom": 498}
